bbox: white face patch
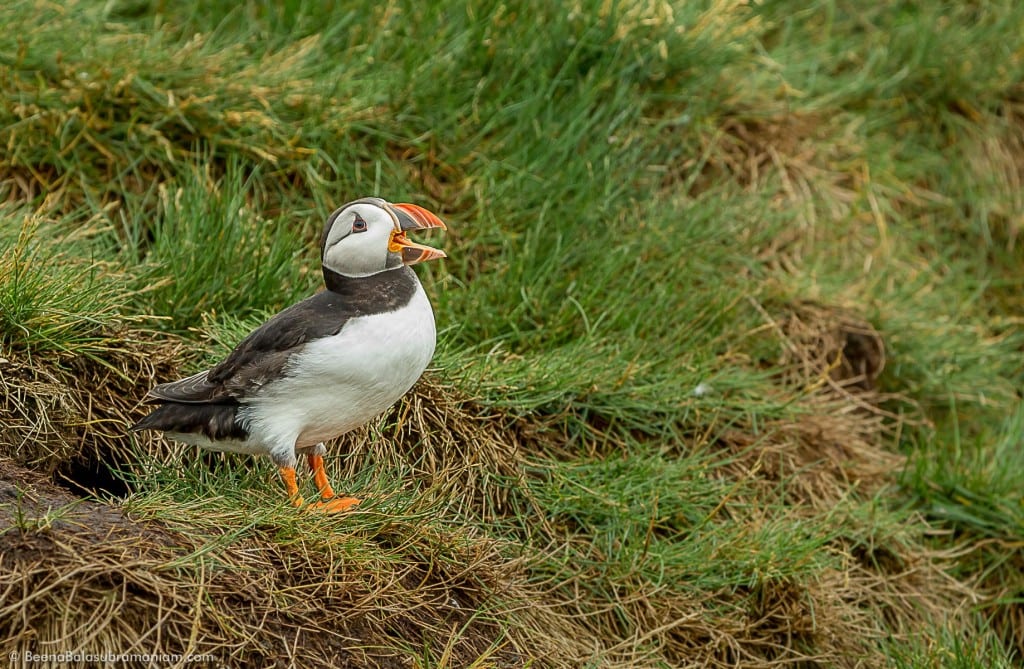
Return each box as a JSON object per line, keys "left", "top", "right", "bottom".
{"left": 322, "top": 203, "right": 399, "bottom": 277}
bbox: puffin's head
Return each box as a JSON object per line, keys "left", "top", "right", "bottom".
{"left": 320, "top": 197, "right": 447, "bottom": 278}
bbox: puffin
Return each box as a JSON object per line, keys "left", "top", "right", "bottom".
{"left": 132, "top": 197, "right": 447, "bottom": 512}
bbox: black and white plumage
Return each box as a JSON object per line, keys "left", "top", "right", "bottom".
{"left": 132, "top": 197, "right": 447, "bottom": 512}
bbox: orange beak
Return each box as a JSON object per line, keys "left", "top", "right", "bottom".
{"left": 387, "top": 202, "right": 448, "bottom": 265}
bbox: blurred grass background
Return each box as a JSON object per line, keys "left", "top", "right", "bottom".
{"left": 1, "top": 0, "right": 1022, "bottom": 666}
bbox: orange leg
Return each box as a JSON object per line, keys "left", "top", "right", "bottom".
{"left": 278, "top": 466, "right": 304, "bottom": 507}
{"left": 305, "top": 454, "right": 360, "bottom": 513}
{"left": 308, "top": 454, "right": 337, "bottom": 499}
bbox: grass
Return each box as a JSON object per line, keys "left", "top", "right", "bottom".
{"left": 1, "top": 0, "right": 1023, "bottom": 666}
{"left": 0, "top": 206, "right": 133, "bottom": 360}
{"left": 115, "top": 156, "right": 310, "bottom": 330}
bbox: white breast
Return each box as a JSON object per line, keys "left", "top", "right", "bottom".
{"left": 240, "top": 283, "right": 436, "bottom": 456}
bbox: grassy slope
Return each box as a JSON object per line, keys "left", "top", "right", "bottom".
{"left": 1, "top": 0, "right": 1022, "bottom": 666}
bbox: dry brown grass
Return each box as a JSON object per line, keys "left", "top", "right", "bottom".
{"left": 0, "top": 334, "right": 180, "bottom": 482}
{"left": 0, "top": 458, "right": 573, "bottom": 668}
{"left": 667, "top": 109, "right": 863, "bottom": 220}
{"left": 0, "top": 345, "right": 585, "bottom": 666}
{"left": 330, "top": 376, "right": 540, "bottom": 524}
{"left": 722, "top": 299, "right": 902, "bottom": 504}
{"left": 531, "top": 562, "right": 886, "bottom": 668}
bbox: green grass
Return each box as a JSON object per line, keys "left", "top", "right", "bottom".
{"left": 0, "top": 206, "right": 136, "bottom": 361}
{"left": 2, "top": 0, "right": 1023, "bottom": 665}
{"left": 115, "top": 157, "right": 311, "bottom": 330}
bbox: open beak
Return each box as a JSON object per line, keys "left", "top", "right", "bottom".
{"left": 386, "top": 202, "right": 448, "bottom": 265}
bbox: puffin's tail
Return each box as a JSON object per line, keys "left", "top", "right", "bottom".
{"left": 130, "top": 403, "right": 248, "bottom": 441}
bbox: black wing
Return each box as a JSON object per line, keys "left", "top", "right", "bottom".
{"left": 144, "top": 290, "right": 355, "bottom": 406}
{"left": 132, "top": 291, "right": 354, "bottom": 437}
{"left": 203, "top": 267, "right": 419, "bottom": 396}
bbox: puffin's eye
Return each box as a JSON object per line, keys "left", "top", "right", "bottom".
{"left": 352, "top": 216, "right": 368, "bottom": 233}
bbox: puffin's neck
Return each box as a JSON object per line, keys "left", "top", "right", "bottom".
{"left": 322, "top": 265, "right": 419, "bottom": 313}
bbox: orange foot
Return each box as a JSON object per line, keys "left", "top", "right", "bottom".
{"left": 307, "top": 496, "right": 362, "bottom": 513}
{"left": 305, "top": 453, "right": 361, "bottom": 513}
